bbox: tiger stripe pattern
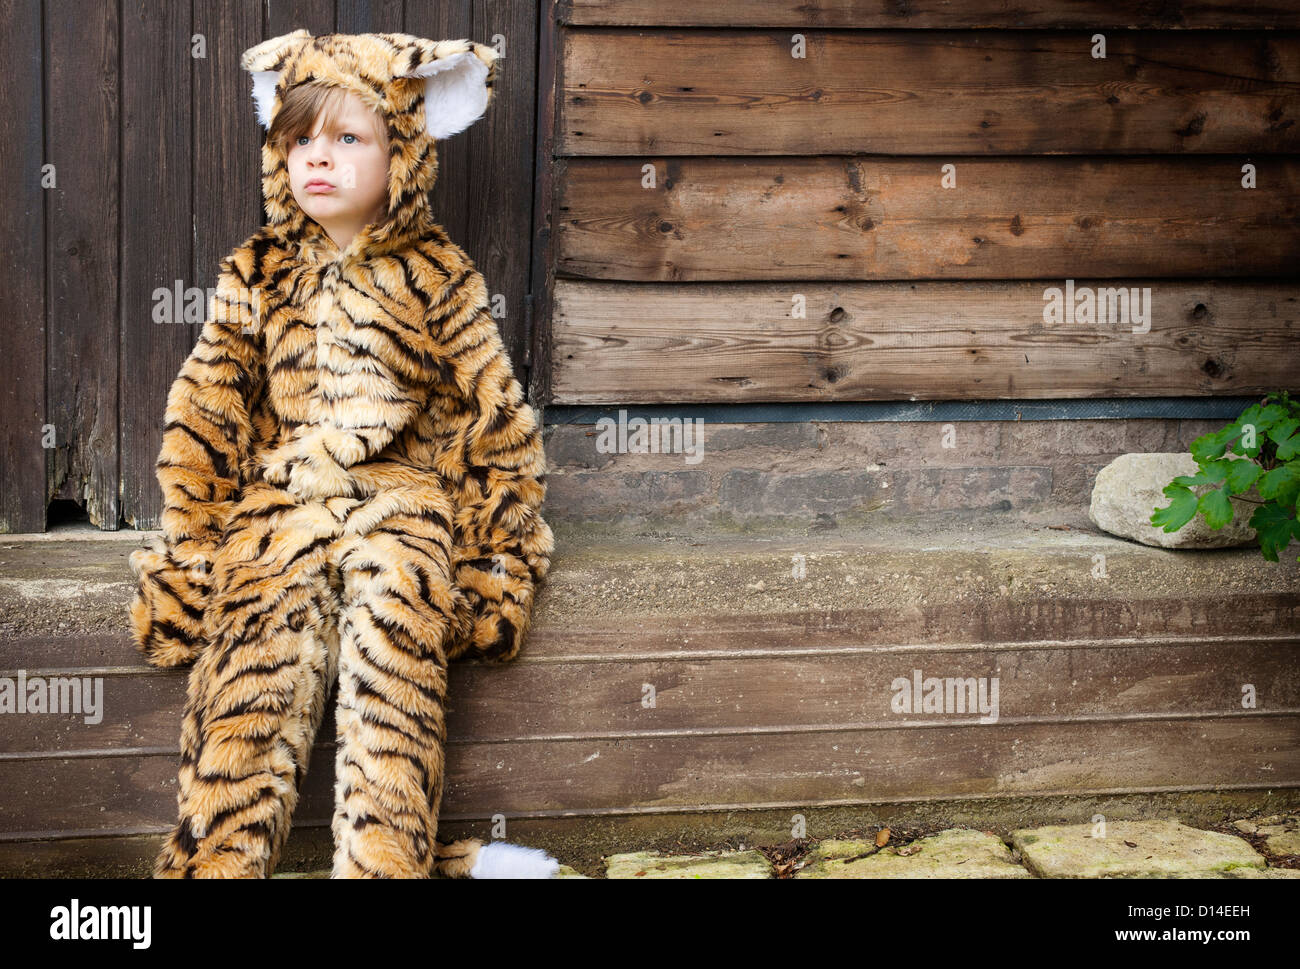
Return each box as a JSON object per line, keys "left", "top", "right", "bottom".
{"left": 127, "top": 30, "right": 554, "bottom": 878}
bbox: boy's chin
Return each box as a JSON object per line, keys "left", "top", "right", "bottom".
{"left": 297, "top": 195, "right": 341, "bottom": 216}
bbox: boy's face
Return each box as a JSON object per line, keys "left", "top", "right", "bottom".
{"left": 286, "top": 90, "right": 389, "bottom": 248}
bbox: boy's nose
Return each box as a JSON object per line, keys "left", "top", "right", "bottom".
{"left": 307, "top": 141, "right": 333, "bottom": 165}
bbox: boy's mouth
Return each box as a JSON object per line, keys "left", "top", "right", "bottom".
{"left": 305, "top": 179, "right": 335, "bottom": 192}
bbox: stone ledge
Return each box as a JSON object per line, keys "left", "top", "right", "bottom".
{"left": 2, "top": 512, "right": 1296, "bottom": 641}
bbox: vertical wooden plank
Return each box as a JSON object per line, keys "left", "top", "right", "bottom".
{"left": 405, "top": 3, "right": 474, "bottom": 268}
{"left": 0, "top": 0, "right": 46, "bottom": 533}
{"left": 528, "top": 0, "right": 562, "bottom": 408}
{"left": 336, "top": 0, "right": 402, "bottom": 33}
{"left": 265, "top": 0, "right": 335, "bottom": 36}
{"left": 119, "top": 0, "right": 193, "bottom": 531}
{"left": 468, "top": 0, "right": 538, "bottom": 376}
{"left": 408, "top": 0, "right": 540, "bottom": 382}
{"left": 193, "top": 1, "right": 263, "bottom": 297}
{"left": 45, "top": 2, "right": 120, "bottom": 530}
{"left": 408, "top": 1, "right": 536, "bottom": 380}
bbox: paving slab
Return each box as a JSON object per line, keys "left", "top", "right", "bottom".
{"left": 1159, "top": 868, "right": 1300, "bottom": 878}
{"left": 1235, "top": 812, "right": 1300, "bottom": 858}
{"left": 605, "top": 848, "right": 773, "bottom": 879}
{"left": 1012, "top": 820, "right": 1267, "bottom": 878}
{"left": 796, "top": 829, "right": 1031, "bottom": 878}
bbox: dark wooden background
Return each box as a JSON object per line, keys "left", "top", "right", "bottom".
{"left": 542, "top": 2, "right": 1300, "bottom": 405}
{"left": 4, "top": 0, "right": 1300, "bottom": 534}
{"left": 0, "top": 0, "right": 539, "bottom": 535}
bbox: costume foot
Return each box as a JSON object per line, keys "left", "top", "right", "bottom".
{"left": 468, "top": 840, "right": 560, "bottom": 879}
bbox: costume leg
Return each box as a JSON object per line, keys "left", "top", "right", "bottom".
{"left": 329, "top": 486, "right": 467, "bottom": 878}
{"left": 153, "top": 485, "right": 349, "bottom": 878}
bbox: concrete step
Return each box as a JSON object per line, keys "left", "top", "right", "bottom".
{"left": 1, "top": 511, "right": 1297, "bottom": 876}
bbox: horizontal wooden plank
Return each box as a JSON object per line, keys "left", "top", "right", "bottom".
{"left": 2, "top": 716, "right": 1294, "bottom": 833}
{"left": 8, "top": 593, "right": 1300, "bottom": 670}
{"left": 561, "top": 30, "right": 1300, "bottom": 156}
{"left": 1, "top": 636, "right": 1296, "bottom": 753}
{"left": 438, "top": 717, "right": 1298, "bottom": 813}
{"left": 0, "top": 827, "right": 337, "bottom": 877}
{"left": 552, "top": 280, "right": 1300, "bottom": 402}
{"left": 557, "top": 156, "right": 1300, "bottom": 281}
{"left": 566, "top": 0, "right": 1300, "bottom": 29}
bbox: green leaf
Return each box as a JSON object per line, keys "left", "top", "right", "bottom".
{"left": 1171, "top": 459, "right": 1230, "bottom": 488}
{"left": 1169, "top": 395, "right": 1300, "bottom": 562}
{"left": 1268, "top": 417, "right": 1300, "bottom": 447}
{"left": 1254, "top": 403, "right": 1287, "bottom": 431}
{"left": 1230, "top": 404, "right": 1286, "bottom": 457}
{"left": 1249, "top": 503, "right": 1298, "bottom": 563}
{"left": 1191, "top": 427, "right": 1232, "bottom": 463}
{"left": 1235, "top": 404, "right": 1265, "bottom": 429}
{"left": 1222, "top": 459, "right": 1262, "bottom": 495}
{"left": 1198, "top": 487, "right": 1234, "bottom": 530}
{"left": 1231, "top": 435, "right": 1261, "bottom": 458}
{"left": 1151, "top": 484, "right": 1199, "bottom": 533}
{"left": 1277, "top": 433, "right": 1300, "bottom": 462}
{"left": 1258, "top": 464, "right": 1300, "bottom": 503}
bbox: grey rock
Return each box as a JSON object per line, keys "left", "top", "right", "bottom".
{"left": 1089, "top": 453, "right": 1259, "bottom": 548}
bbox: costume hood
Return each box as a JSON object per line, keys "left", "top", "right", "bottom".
{"left": 239, "top": 29, "right": 499, "bottom": 264}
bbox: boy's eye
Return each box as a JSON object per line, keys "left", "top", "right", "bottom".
{"left": 295, "top": 135, "right": 310, "bottom": 147}
{"left": 341, "top": 133, "right": 358, "bottom": 144}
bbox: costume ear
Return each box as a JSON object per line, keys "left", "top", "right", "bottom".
{"left": 392, "top": 40, "right": 500, "bottom": 140}
{"left": 240, "top": 28, "right": 313, "bottom": 129}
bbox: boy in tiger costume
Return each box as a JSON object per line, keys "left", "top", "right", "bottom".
{"left": 126, "top": 29, "right": 557, "bottom": 878}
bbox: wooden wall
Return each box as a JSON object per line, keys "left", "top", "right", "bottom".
{"left": 542, "top": 1, "right": 1300, "bottom": 405}
{"left": 0, "top": 0, "right": 538, "bottom": 534}
{"left": 6, "top": 1, "right": 1300, "bottom": 533}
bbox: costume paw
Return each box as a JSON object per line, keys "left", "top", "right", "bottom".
{"left": 286, "top": 445, "right": 356, "bottom": 500}
{"left": 450, "top": 549, "right": 535, "bottom": 663}
{"left": 258, "top": 431, "right": 307, "bottom": 484}
{"left": 258, "top": 423, "right": 321, "bottom": 483}
{"left": 469, "top": 841, "right": 560, "bottom": 879}
{"left": 259, "top": 427, "right": 357, "bottom": 500}
{"left": 127, "top": 535, "right": 214, "bottom": 668}
{"left": 259, "top": 452, "right": 293, "bottom": 485}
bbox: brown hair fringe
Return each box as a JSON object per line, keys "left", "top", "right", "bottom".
{"left": 266, "top": 81, "right": 389, "bottom": 154}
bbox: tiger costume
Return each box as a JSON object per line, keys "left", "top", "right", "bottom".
{"left": 126, "top": 29, "right": 556, "bottom": 878}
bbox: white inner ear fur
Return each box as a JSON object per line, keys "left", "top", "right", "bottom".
{"left": 401, "top": 51, "right": 490, "bottom": 140}
{"left": 250, "top": 70, "right": 281, "bottom": 129}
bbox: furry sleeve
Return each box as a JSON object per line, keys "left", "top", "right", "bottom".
{"left": 127, "top": 266, "right": 264, "bottom": 667}
{"left": 435, "top": 280, "right": 554, "bottom": 664}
